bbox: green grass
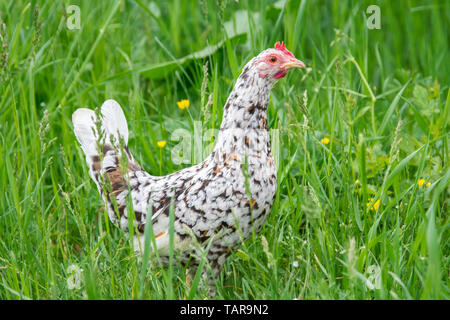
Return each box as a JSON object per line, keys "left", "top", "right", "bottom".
{"left": 0, "top": 0, "right": 449, "bottom": 299}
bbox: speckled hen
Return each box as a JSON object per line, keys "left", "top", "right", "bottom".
{"left": 72, "top": 42, "right": 306, "bottom": 297}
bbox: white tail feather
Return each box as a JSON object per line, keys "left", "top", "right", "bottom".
{"left": 73, "top": 100, "right": 140, "bottom": 231}
{"left": 72, "top": 99, "right": 129, "bottom": 157}
{"left": 72, "top": 108, "right": 99, "bottom": 157}
{"left": 100, "top": 99, "right": 129, "bottom": 145}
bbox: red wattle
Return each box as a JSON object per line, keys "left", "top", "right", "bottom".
{"left": 274, "top": 71, "right": 287, "bottom": 79}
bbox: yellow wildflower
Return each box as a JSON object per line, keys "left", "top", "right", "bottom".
{"left": 373, "top": 199, "right": 380, "bottom": 211}
{"left": 321, "top": 137, "right": 330, "bottom": 145}
{"left": 177, "top": 99, "right": 190, "bottom": 110}
{"left": 418, "top": 179, "right": 426, "bottom": 187}
{"left": 157, "top": 140, "right": 166, "bottom": 148}
{"left": 366, "top": 198, "right": 380, "bottom": 211}
{"left": 426, "top": 182, "right": 431, "bottom": 187}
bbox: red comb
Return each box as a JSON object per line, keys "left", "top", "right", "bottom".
{"left": 275, "top": 41, "right": 295, "bottom": 58}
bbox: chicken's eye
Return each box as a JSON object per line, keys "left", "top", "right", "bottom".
{"left": 269, "top": 56, "right": 277, "bottom": 63}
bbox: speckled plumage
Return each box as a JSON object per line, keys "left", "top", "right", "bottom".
{"left": 72, "top": 43, "right": 305, "bottom": 297}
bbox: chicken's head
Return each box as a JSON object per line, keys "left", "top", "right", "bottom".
{"left": 255, "top": 42, "right": 306, "bottom": 79}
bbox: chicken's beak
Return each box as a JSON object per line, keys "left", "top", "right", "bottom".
{"left": 282, "top": 58, "right": 306, "bottom": 70}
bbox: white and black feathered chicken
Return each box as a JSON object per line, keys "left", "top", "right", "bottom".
{"left": 72, "top": 42, "right": 306, "bottom": 297}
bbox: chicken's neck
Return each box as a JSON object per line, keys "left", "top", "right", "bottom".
{"left": 213, "top": 64, "right": 274, "bottom": 155}
{"left": 219, "top": 64, "right": 273, "bottom": 131}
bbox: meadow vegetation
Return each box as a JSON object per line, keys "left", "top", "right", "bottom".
{"left": 0, "top": 0, "right": 448, "bottom": 299}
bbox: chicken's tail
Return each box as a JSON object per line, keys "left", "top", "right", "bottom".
{"left": 72, "top": 99, "right": 140, "bottom": 228}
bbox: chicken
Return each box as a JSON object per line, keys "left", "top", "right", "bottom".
{"left": 72, "top": 42, "right": 306, "bottom": 297}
